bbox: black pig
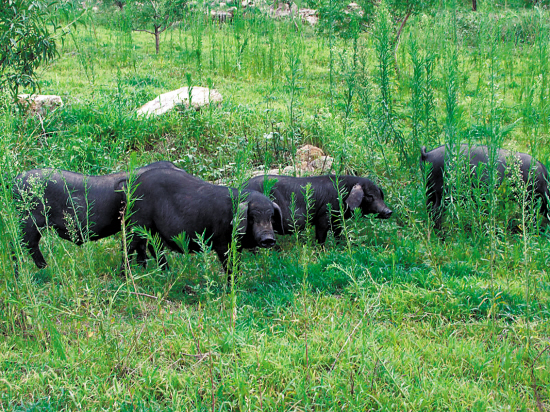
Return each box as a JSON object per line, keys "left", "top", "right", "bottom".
{"left": 14, "top": 161, "right": 178, "bottom": 268}
{"left": 245, "top": 174, "right": 392, "bottom": 244}
{"left": 421, "top": 144, "right": 550, "bottom": 229}
{"left": 122, "top": 168, "right": 284, "bottom": 275}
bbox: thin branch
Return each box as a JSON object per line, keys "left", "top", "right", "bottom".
{"left": 158, "top": 18, "right": 180, "bottom": 34}
{"left": 132, "top": 28, "right": 155, "bottom": 35}
{"left": 394, "top": 7, "right": 413, "bottom": 79}
{"left": 395, "top": 8, "right": 412, "bottom": 45}
{"left": 330, "top": 287, "right": 383, "bottom": 372}
{"left": 128, "top": 291, "right": 158, "bottom": 300}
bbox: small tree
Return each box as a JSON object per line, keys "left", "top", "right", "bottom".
{"left": 311, "top": 0, "right": 376, "bottom": 41}
{"left": 0, "top": 0, "right": 58, "bottom": 99}
{"left": 384, "top": 0, "right": 438, "bottom": 77}
{"left": 0, "top": 0, "right": 80, "bottom": 100}
{"left": 127, "top": 0, "right": 188, "bottom": 54}
{"left": 387, "top": 0, "right": 438, "bottom": 46}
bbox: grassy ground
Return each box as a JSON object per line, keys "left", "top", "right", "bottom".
{"left": 1, "top": 2, "right": 550, "bottom": 411}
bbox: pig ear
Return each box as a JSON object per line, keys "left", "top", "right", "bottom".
{"left": 272, "top": 202, "right": 284, "bottom": 235}
{"left": 232, "top": 202, "right": 249, "bottom": 235}
{"left": 114, "top": 177, "right": 127, "bottom": 192}
{"left": 345, "top": 184, "right": 363, "bottom": 211}
{"left": 114, "top": 178, "right": 129, "bottom": 203}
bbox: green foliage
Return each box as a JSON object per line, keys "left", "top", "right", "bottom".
{"left": 126, "top": 0, "right": 189, "bottom": 53}
{"left": 386, "top": 0, "right": 439, "bottom": 18}
{"left": 0, "top": 0, "right": 58, "bottom": 98}
{"left": 1, "top": 4, "right": 550, "bottom": 411}
{"left": 311, "top": 0, "right": 374, "bottom": 40}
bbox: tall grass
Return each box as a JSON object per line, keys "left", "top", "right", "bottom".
{"left": 2, "top": 3, "right": 550, "bottom": 411}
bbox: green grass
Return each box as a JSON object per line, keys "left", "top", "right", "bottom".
{"left": 1, "top": 2, "right": 550, "bottom": 411}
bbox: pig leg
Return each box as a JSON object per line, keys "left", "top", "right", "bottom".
{"left": 426, "top": 192, "right": 443, "bottom": 230}
{"left": 22, "top": 218, "right": 47, "bottom": 269}
{"left": 215, "top": 245, "right": 236, "bottom": 286}
{"left": 118, "top": 236, "right": 144, "bottom": 276}
{"left": 540, "top": 192, "right": 549, "bottom": 220}
{"left": 127, "top": 237, "right": 148, "bottom": 268}
{"left": 315, "top": 221, "right": 330, "bottom": 244}
{"left": 315, "top": 213, "right": 331, "bottom": 244}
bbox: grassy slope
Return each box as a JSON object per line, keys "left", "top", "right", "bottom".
{"left": 1, "top": 4, "right": 550, "bottom": 411}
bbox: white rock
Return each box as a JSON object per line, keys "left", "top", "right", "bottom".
{"left": 299, "top": 8, "right": 318, "bottom": 25}
{"left": 269, "top": 2, "right": 298, "bottom": 18}
{"left": 211, "top": 9, "right": 234, "bottom": 22}
{"left": 310, "top": 156, "right": 334, "bottom": 172}
{"left": 297, "top": 144, "right": 324, "bottom": 163}
{"left": 251, "top": 168, "right": 281, "bottom": 177}
{"left": 17, "top": 94, "right": 64, "bottom": 116}
{"left": 252, "top": 144, "right": 331, "bottom": 179}
{"left": 282, "top": 165, "right": 299, "bottom": 175}
{"left": 137, "top": 87, "right": 223, "bottom": 117}
{"left": 346, "top": 2, "right": 364, "bottom": 17}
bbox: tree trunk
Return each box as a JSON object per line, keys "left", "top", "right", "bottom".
{"left": 395, "top": 9, "right": 412, "bottom": 45}
{"left": 472, "top": 0, "right": 477, "bottom": 11}
{"left": 394, "top": 8, "right": 412, "bottom": 79}
{"left": 155, "top": 26, "right": 160, "bottom": 54}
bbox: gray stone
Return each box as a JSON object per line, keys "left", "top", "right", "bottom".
{"left": 269, "top": 2, "right": 298, "bottom": 18}
{"left": 17, "top": 94, "right": 64, "bottom": 117}
{"left": 137, "top": 87, "right": 223, "bottom": 117}
{"left": 299, "top": 8, "right": 318, "bottom": 25}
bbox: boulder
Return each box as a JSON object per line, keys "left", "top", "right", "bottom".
{"left": 346, "top": 2, "right": 364, "bottom": 17}
{"left": 310, "top": 156, "right": 334, "bottom": 173}
{"left": 249, "top": 145, "right": 333, "bottom": 179}
{"left": 17, "top": 94, "right": 64, "bottom": 117}
{"left": 299, "top": 8, "right": 318, "bottom": 25}
{"left": 269, "top": 1, "right": 298, "bottom": 18}
{"left": 297, "top": 144, "right": 324, "bottom": 163}
{"left": 211, "top": 9, "right": 234, "bottom": 22}
{"left": 295, "top": 145, "right": 334, "bottom": 174}
{"left": 283, "top": 161, "right": 314, "bottom": 176}
{"left": 137, "top": 87, "right": 223, "bottom": 117}
{"left": 251, "top": 168, "right": 281, "bottom": 178}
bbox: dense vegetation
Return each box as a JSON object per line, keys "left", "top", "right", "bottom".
{"left": 1, "top": 1, "right": 549, "bottom": 410}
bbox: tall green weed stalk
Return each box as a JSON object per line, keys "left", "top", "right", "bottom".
{"left": 357, "top": 53, "right": 391, "bottom": 176}
{"left": 409, "top": 37, "right": 423, "bottom": 162}
{"left": 339, "top": 50, "right": 356, "bottom": 138}
{"left": 326, "top": 0, "right": 337, "bottom": 111}
{"left": 226, "top": 139, "right": 254, "bottom": 332}
{"left": 442, "top": 5, "right": 468, "bottom": 236}
{"left": 535, "top": 7, "right": 549, "bottom": 133}
{"left": 0, "top": 111, "right": 26, "bottom": 335}
{"left": 373, "top": 1, "right": 408, "bottom": 166}
{"left": 284, "top": 39, "right": 304, "bottom": 162}
{"left": 408, "top": 37, "right": 438, "bottom": 165}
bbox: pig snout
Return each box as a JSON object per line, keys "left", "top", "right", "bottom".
{"left": 255, "top": 225, "right": 276, "bottom": 248}
{"left": 252, "top": 221, "right": 277, "bottom": 248}
{"left": 377, "top": 207, "right": 392, "bottom": 219}
{"left": 259, "top": 235, "right": 276, "bottom": 248}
